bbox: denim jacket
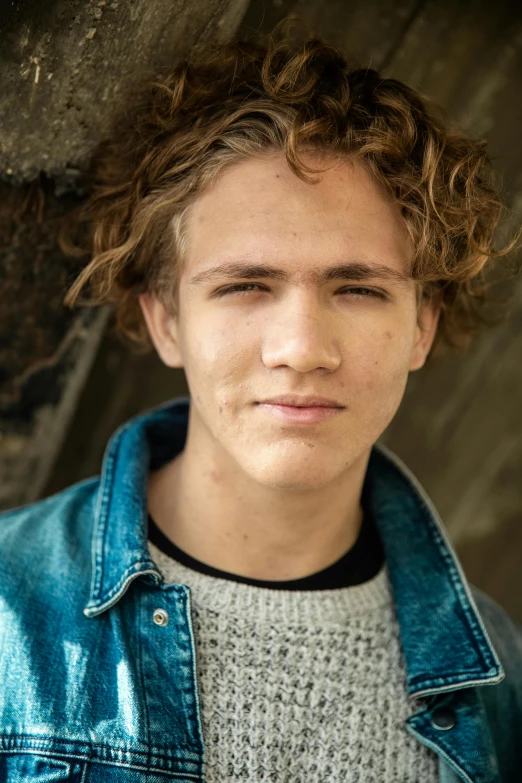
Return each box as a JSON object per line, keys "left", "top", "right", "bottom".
{"left": 0, "top": 395, "right": 521, "bottom": 782}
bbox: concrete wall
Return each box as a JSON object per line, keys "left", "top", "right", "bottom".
{"left": 0, "top": 0, "right": 249, "bottom": 509}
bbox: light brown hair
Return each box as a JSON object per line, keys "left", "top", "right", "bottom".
{"left": 64, "top": 21, "right": 522, "bottom": 365}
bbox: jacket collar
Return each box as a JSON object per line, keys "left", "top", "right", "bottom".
{"left": 83, "top": 396, "right": 504, "bottom": 697}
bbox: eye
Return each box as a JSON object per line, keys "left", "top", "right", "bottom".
{"left": 337, "top": 286, "right": 387, "bottom": 300}
{"left": 214, "top": 283, "right": 268, "bottom": 298}
{"left": 214, "top": 283, "right": 388, "bottom": 300}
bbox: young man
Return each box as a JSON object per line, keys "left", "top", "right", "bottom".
{"left": 1, "top": 29, "right": 521, "bottom": 783}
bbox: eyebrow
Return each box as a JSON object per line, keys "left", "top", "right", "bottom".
{"left": 188, "top": 259, "right": 412, "bottom": 288}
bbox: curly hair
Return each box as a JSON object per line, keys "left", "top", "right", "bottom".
{"left": 63, "top": 20, "right": 522, "bottom": 365}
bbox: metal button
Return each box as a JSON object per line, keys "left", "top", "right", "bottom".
{"left": 153, "top": 608, "right": 169, "bottom": 626}
{"left": 431, "top": 706, "right": 457, "bottom": 730}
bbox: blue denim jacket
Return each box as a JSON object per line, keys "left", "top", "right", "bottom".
{"left": 0, "top": 396, "right": 521, "bottom": 782}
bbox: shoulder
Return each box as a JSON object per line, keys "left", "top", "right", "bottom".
{"left": 469, "top": 585, "right": 522, "bottom": 775}
{"left": 0, "top": 477, "right": 100, "bottom": 579}
{"left": 470, "top": 585, "right": 522, "bottom": 691}
{"left": 0, "top": 476, "right": 100, "bottom": 531}
{"left": 470, "top": 583, "right": 522, "bottom": 722}
{"left": 470, "top": 584, "right": 522, "bottom": 665}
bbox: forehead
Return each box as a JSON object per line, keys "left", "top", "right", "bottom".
{"left": 183, "top": 151, "right": 413, "bottom": 277}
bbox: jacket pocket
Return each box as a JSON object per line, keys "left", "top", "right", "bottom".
{"left": 0, "top": 753, "right": 85, "bottom": 781}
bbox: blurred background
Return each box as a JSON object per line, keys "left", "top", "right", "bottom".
{"left": 1, "top": 0, "right": 521, "bottom": 621}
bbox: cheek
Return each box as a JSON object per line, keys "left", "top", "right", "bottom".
{"left": 185, "top": 317, "right": 254, "bottom": 388}
{"left": 357, "top": 331, "right": 411, "bottom": 392}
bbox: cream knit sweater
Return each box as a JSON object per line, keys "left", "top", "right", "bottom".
{"left": 148, "top": 539, "right": 440, "bottom": 782}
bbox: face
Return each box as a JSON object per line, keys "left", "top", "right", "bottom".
{"left": 140, "top": 151, "right": 440, "bottom": 490}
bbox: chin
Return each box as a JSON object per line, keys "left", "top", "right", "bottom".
{"left": 235, "top": 434, "right": 369, "bottom": 490}
{"left": 245, "top": 460, "right": 337, "bottom": 491}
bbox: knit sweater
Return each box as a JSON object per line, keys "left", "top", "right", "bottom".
{"left": 147, "top": 538, "right": 440, "bottom": 782}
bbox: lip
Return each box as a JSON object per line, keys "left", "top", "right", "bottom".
{"left": 258, "top": 394, "right": 343, "bottom": 408}
{"left": 256, "top": 403, "right": 343, "bottom": 425}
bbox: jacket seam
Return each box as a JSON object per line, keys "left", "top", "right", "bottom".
{"left": 0, "top": 735, "right": 199, "bottom": 763}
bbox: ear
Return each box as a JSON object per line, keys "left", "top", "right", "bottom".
{"left": 409, "top": 297, "right": 442, "bottom": 372}
{"left": 138, "top": 292, "right": 183, "bottom": 368}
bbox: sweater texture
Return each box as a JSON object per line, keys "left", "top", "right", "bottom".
{"left": 147, "top": 537, "right": 440, "bottom": 782}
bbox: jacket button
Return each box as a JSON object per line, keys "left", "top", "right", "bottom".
{"left": 431, "top": 706, "right": 457, "bottom": 730}
{"left": 153, "top": 608, "right": 169, "bottom": 626}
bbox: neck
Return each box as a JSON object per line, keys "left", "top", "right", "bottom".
{"left": 147, "top": 414, "right": 371, "bottom": 582}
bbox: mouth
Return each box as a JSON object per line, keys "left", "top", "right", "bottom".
{"left": 256, "top": 402, "right": 343, "bottom": 425}
{"left": 258, "top": 394, "right": 343, "bottom": 408}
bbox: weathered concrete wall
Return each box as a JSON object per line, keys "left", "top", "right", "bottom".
{"left": 0, "top": 0, "right": 249, "bottom": 509}
{"left": 1, "top": 0, "right": 249, "bottom": 183}
{"left": 0, "top": 174, "right": 110, "bottom": 507}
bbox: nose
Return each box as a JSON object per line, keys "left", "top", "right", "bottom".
{"left": 262, "top": 305, "right": 341, "bottom": 373}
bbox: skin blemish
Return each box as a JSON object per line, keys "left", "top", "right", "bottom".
{"left": 385, "top": 331, "right": 393, "bottom": 340}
